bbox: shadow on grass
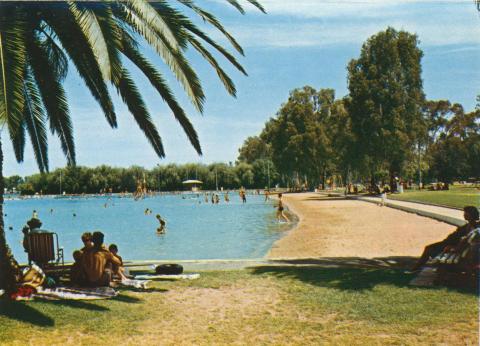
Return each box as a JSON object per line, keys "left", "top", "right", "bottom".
{"left": 250, "top": 257, "right": 477, "bottom": 295}
{"left": 49, "top": 299, "right": 109, "bottom": 311}
{"left": 0, "top": 299, "right": 54, "bottom": 327}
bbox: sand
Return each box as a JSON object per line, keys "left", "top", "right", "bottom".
{"left": 267, "top": 193, "right": 455, "bottom": 259}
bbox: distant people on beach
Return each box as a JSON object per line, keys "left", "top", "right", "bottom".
{"left": 156, "top": 214, "right": 166, "bottom": 234}
{"left": 276, "top": 193, "right": 289, "bottom": 223}
{"left": 409, "top": 206, "right": 480, "bottom": 272}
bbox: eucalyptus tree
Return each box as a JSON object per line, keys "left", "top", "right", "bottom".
{"left": 346, "top": 28, "right": 425, "bottom": 189}
{"left": 262, "top": 86, "right": 333, "bottom": 188}
{"left": 0, "top": 0, "right": 264, "bottom": 292}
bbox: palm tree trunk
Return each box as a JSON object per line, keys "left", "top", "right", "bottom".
{"left": 0, "top": 139, "right": 18, "bottom": 293}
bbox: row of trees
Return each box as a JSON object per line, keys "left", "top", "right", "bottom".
{"left": 237, "top": 28, "right": 480, "bottom": 189}
{"left": 7, "top": 162, "right": 278, "bottom": 195}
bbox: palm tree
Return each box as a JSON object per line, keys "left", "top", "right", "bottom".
{"left": 0, "top": 0, "right": 265, "bottom": 292}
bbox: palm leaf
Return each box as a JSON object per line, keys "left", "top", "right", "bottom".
{"left": 9, "top": 111, "right": 25, "bottom": 163}
{"left": 116, "top": 3, "right": 205, "bottom": 112}
{"left": 170, "top": 13, "right": 247, "bottom": 76}
{"left": 121, "top": 35, "right": 201, "bottom": 154}
{"left": 37, "top": 25, "right": 69, "bottom": 82}
{"left": 27, "top": 37, "right": 75, "bottom": 165}
{"left": 41, "top": 4, "right": 117, "bottom": 127}
{"left": 126, "top": 0, "right": 180, "bottom": 51}
{"left": 175, "top": 0, "right": 244, "bottom": 55}
{"left": 23, "top": 69, "right": 49, "bottom": 172}
{"left": 68, "top": 1, "right": 112, "bottom": 81}
{"left": 0, "top": 7, "right": 27, "bottom": 138}
{"left": 187, "top": 34, "right": 236, "bottom": 96}
{"left": 114, "top": 68, "right": 165, "bottom": 158}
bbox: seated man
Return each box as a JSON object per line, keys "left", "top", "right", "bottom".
{"left": 82, "top": 231, "right": 121, "bottom": 287}
{"left": 409, "top": 206, "right": 480, "bottom": 272}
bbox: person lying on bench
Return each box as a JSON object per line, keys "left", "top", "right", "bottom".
{"left": 82, "top": 231, "right": 121, "bottom": 287}
{"left": 409, "top": 206, "right": 480, "bottom": 272}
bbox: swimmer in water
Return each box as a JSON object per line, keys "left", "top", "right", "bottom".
{"left": 32, "top": 210, "right": 39, "bottom": 219}
{"left": 50, "top": 209, "right": 53, "bottom": 214}
{"left": 73, "top": 213, "right": 77, "bottom": 217}
{"left": 156, "top": 214, "right": 166, "bottom": 234}
{"left": 224, "top": 192, "right": 230, "bottom": 202}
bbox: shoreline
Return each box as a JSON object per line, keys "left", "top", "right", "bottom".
{"left": 266, "top": 192, "right": 455, "bottom": 260}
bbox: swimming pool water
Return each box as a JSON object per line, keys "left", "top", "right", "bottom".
{"left": 4, "top": 193, "right": 290, "bottom": 263}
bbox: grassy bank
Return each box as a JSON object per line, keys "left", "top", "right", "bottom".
{"left": 0, "top": 267, "right": 477, "bottom": 345}
{"left": 389, "top": 185, "right": 479, "bottom": 209}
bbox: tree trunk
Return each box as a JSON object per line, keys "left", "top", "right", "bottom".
{"left": 0, "top": 139, "right": 18, "bottom": 293}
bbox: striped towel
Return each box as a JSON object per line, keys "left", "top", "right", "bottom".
{"left": 34, "top": 286, "right": 118, "bottom": 300}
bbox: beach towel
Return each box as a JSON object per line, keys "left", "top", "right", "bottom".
{"left": 34, "top": 286, "right": 118, "bottom": 300}
{"left": 120, "top": 278, "right": 151, "bottom": 289}
{"left": 409, "top": 267, "right": 437, "bottom": 287}
{"left": 134, "top": 273, "right": 200, "bottom": 280}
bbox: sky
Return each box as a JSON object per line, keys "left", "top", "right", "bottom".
{"left": 4, "top": 0, "right": 480, "bottom": 177}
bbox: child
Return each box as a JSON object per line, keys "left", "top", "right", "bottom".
{"left": 70, "top": 250, "right": 86, "bottom": 286}
{"left": 108, "top": 244, "right": 128, "bottom": 281}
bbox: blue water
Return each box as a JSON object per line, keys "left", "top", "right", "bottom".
{"left": 4, "top": 193, "right": 289, "bottom": 263}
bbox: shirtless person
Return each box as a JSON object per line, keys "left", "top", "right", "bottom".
{"left": 82, "top": 231, "right": 121, "bottom": 287}
{"left": 276, "top": 193, "right": 289, "bottom": 222}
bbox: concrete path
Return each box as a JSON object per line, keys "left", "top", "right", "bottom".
{"left": 354, "top": 195, "right": 465, "bottom": 226}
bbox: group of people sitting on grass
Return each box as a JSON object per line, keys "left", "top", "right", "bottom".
{"left": 409, "top": 205, "right": 480, "bottom": 277}
{"left": 71, "top": 231, "right": 128, "bottom": 287}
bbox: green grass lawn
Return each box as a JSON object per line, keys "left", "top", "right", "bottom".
{"left": 0, "top": 267, "right": 477, "bottom": 345}
{"left": 389, "top": 185, "right": 479, "bottom": 209}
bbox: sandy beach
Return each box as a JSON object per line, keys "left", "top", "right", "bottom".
{"left": 267, "top": 193, "right": 455, "bottom": 259}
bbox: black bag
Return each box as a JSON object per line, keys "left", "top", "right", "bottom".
{"left": 154, "top": 263, "right": 183, "bottom": 275}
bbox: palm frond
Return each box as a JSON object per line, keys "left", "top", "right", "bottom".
{"left": 41, "top": 4, "right": 117, "bottom": 127}
{"left": 68, "top": 1, "right": 111, "bottom": 81}
{"left": 244, "top": 0, "right": 266, "bottom": 13}
{"left": 116, "top": 3, "right": 205, "bottom": 112}
{"left": 114, "top": 68, "right": 165, "bottom": 158}
{"left": 173, "top": 15, "right": 247, "bottom": 75}
{"left": 9, "top": 112, "right": 25, "bottom": 163}
{"left": 175, "top": 0, "right": 244, "bottom": 55}
{"left": 225, "top": 0, "right": 245, "bottom": 14}
{"left": 0, "top": 7, "right": 27, "bottom": 138}
{"left": 27, "top": 37, "right": 75, "bottom": 165}
{"left": 187, "top": 34, "right": 236, "bottom": 96}
{"left": 121, "top": 35, "right": 201, "bottom": 154}
{"left": 37, "top": 26, "right": 69, "bottom": 81}
{"left": 23, "top": 69, "right": 49, "bottom": 172}
{"left": 126, "top": 0, "right": 180, "bottom": 51}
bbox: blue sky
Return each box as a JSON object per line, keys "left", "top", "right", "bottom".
{"left": 4, "top": 0, "right": 480, "bottom": 176}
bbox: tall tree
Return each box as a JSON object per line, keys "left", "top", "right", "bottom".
{"left": 262, "top": 86, "right": 332, "bottom": 187}
{"left": 346, "top": 27, "right": 425, "bottom": 188}
{"left": 0, "top": 0, "right": 264, "bottom": 292}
